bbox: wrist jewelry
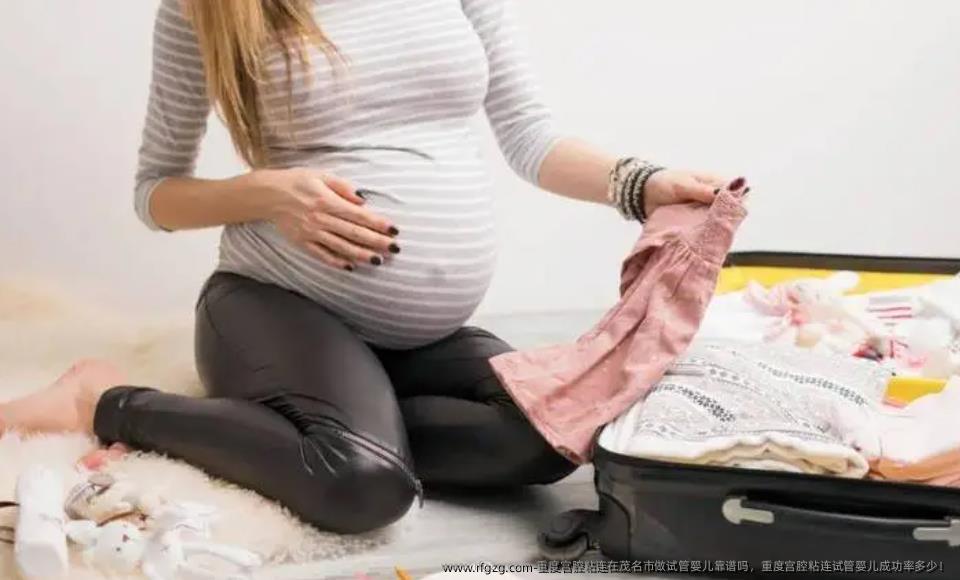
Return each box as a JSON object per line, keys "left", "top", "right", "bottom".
{"left": 608, "top": 158, "right": 666, "bottom": 223}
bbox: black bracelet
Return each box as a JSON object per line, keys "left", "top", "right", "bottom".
{"left": 635, "top": 164, "right": 666, "bottom": 223}
{"left": 625, "top": 164, "right": 646, "bottom": 221}
{"left": 609, "top": 158, "right": 641, "bottom": 220}
{"left": 608, "top": 158, "right": 665, "bottom": 223}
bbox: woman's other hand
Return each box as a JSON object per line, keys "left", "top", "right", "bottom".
{"left": 253, "top": 168, "right": 400, "bottom": 271}
{"left": 643, "top": 170, "right": 739, "bottom": 217}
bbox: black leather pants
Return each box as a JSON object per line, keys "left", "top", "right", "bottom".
{"left": 93, "top": 272, "right": 575, "bottom": 534}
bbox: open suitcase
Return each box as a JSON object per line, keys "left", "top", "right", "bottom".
{"left": 538, "top": 252, "right": 960, "bottom": 579}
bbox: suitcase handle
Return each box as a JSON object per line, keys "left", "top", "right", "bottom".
{"left": 724, "top": 496, "right": 960, "bottom": 547}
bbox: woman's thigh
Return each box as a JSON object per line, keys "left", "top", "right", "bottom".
{"left": 195, "top": 272, "right": 410, "bottom": 461}
{"left": 374, "top": 327, "right": 575, "bottom": 485}
{"left": 374, "top": 326, "right": 514, "bottom": 404}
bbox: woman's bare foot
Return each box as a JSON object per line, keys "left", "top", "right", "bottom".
{"left": 0, "top": 359, "right": 125, "bottom": 435}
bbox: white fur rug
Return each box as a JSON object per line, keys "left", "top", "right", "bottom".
{"left": 0, "top": 278, "right": 398, "bottom": 579}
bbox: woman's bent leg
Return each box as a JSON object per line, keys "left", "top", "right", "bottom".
{"left": 375, "top": 327, "right": 577, "bottom": 487}
{"left": 94, "top": 273, "right": 416, "bottom": 534}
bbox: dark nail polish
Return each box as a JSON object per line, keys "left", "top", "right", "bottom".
{"left": 388, "top": 226, "right": 399, "bottom": 237}
{"left": 713, "top": 188, "right": 720, "bottom": 196}
{"left": 729, "top": 177, "right": 747, "bottom": 192}
{"left": 370, "top": 255, "right": 383, "bottom": 266}
{"left": 344, "top": 265, "right": 354, "bottom": 272}
{"left": 743, "top": 187, "right": 751, "bottom": 195}
{"left": 389, "top": 243, "right": 401, "bottom": 254}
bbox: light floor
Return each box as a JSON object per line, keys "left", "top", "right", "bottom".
{"left": 275, "top": 467, "right": 605, "bottom": 579}
{"left": 265, "top": 311, "right": 668, "bottom": 580}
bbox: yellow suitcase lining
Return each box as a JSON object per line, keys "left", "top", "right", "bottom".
{"left": 716, "top": 265, "right": 954, "bottom": 404}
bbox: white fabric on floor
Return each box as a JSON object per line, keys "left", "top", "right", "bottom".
{"left": 0, "top": 278, "right": 392, "bottom": 580}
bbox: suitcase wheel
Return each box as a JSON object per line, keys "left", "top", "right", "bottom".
{"left": 537, "top": 509, "right": 596, "bottom": 561}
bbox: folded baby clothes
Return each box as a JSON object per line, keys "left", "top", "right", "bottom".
{"left": 696, "top": 291, "right": 775, "bottom": 344}
{"left": 916, "top": 276, "right": 960, "bottom": 378}
{"left": 921, "top": 275, "right": 960, "bottom": 330}
{"left": 846, "top": 278, "right": 960, "bottom": 378}
{"left": 870, "top": 451, "right": 960, "bottom": 487}
{"left": 597, "top": 341, "right": 892, "bottom": 477}
{"left": 490, "top": 188, "right": 749, "bottom": 463}
{"left": 705, "top": 272, "right": 960, "bottom": 380}
{"left": 837, "top": 376, "right": 960, "bottom": 486}
{"left": 698, "top": 272, "right": 874, "bottom": 357}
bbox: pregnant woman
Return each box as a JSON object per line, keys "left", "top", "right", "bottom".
{"left": 1, "top": 0, "right": 732, "bottom": 533}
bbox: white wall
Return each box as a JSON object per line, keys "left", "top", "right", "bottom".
{"left": 1, "top": 0, "right": 957, "bottom": 315}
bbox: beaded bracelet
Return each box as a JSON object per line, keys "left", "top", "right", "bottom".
{"left": 607, "top": 157, "right": 666, "bottom": 223}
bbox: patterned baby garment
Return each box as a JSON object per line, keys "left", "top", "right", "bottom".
{"left": 490, "top": 188, "right": 748, "bottom": 464}
{"left": 597, "top": 341, "right": 893, "bottom": 477}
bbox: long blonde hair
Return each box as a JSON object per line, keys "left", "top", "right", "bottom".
{"left": 185, "top": 0, "right": 338, "bottom": 168}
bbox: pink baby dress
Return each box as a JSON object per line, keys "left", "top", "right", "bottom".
{"left": 490, "top": 187, "right": 749, "bottom": 463}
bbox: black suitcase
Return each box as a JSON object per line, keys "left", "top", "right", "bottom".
{"left": 537, "top": 253, "right": 960, "bottom": 579}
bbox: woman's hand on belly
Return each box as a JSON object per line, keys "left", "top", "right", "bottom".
{"left": 253, "top": 168, "right": 401, "bottom": 271}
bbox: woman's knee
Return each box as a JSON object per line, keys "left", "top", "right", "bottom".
{"left": 523, "top": 436, "right": 579, "bottom": 485}
{"left": 502, "top": 417, "right": 578, "bottom": 485}
{"left": 296, "top": 437, "right": 418, "bottom": 534}
{"left": 532, "top": 450, "right": 579, "bottom": 484}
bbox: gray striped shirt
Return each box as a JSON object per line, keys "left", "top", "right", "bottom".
{"left": 136, "top": 0, "right": 560, "bottom": 349}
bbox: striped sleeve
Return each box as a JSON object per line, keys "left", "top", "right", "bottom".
{"left": 463, "top": 0, "right": 562, "bottom": 186}
{"left": 134, "top": 0, "right": 211, "bottom": 231}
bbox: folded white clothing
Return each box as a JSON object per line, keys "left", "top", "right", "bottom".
{"left": 832, "top": 376, "right": 960, "bottom": 466}
{"left": 921, "top": 275, "right": 960, "bottom": 331}
{"left": 697, "top": 273, "right": 880, "bottom": 356}
{"left": 701, "top": 273, "right": 960, "bottom": 379}
{"left": 598, "top": 341, "right": 892, "bottom": 478}
{"left": 853, "top": 279, "right": 960, "bottom": 379}
{"left": 15, "top": 465, "right": 69, "bottom": 580}
{"left": 695, "top": 291, "right": 775, "bottom": 344}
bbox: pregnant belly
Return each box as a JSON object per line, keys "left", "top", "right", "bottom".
{"left": 218, "top": 156, "right": 500, "bottom": 349}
